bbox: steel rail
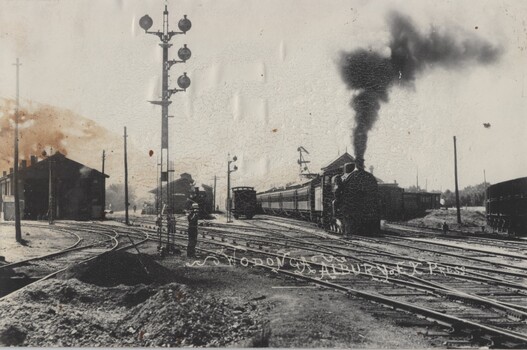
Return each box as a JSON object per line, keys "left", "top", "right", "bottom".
{"left": 169, "top": 235, "right": 527, "bottom": 346}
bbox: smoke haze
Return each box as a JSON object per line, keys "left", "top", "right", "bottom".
{"left": 339, "top": 11, "right": 502, "bottom": 161}
{"left": 0, "top": 99, "right": 105, "bottom": 168}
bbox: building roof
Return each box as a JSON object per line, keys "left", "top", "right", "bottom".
{"left": 321, "top": 152, "right": 355, "bottom": 172}
{"left": 0, "top": 152, "right": 108, "bottom": 181}
{"left": 148, "top": 174, "right": 195, "bottom": 194}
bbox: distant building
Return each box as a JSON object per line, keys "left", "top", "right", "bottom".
{"left": 149, "top": 173, "right": 212, "bottom": 214}
{"left": 0, "top": 152, "right": 108, "bottom": 221}
{"left": 320, "top": 152, "right": 356, "bottom": 174}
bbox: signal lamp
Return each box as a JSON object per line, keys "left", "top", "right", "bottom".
{"left": 139, "top": 15, "right": 153, "bottom": 31}
{"left": 177, "top": 72, "right": 191, "bottom": 89}
{"left": 178, "top": 15, "right": 192, "bottom": 33}
{"left": 178, "top": 45, "right": 192, "bottom": 61}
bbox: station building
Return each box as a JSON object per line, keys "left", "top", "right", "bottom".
{"left": 149, "top": 173, "right": 213, "bottom": 214}
{"left": 0, "top": 152, "right": 108, "bottom": 221}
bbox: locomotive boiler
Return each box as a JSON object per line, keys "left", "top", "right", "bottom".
{"left": 333, "top": 160, "right": 380, "bottom": 235}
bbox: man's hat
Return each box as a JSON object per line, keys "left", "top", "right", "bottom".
{"left": 191, "top": 203, "right": 199, "bottom": 209}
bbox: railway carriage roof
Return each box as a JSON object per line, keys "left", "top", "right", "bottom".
{"left": 256, "top": 180, "right": 313, "bottom": 195}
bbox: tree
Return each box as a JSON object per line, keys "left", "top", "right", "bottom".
{"left": 442, "top": 182, "right": 488, "bottom": 208}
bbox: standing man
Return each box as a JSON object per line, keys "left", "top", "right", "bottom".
{"left": 187, "top": 203, "right": 199, "bottom": 257}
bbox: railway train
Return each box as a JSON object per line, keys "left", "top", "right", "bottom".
{"left": 255, "top": 154, "right": 440, "bottom": 235}
{"left": 230, "top": 186, "right": 257, "bottom": 219}
{"left": 486, "top": 176, "right": 527, "bottom": 235}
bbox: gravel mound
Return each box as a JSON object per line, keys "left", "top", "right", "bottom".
{"left": 406, "top": 208, "right": 487, "bottom": 231}
{"left": 119, "top": 285, "right": 263, "bottom": 347}
{"left": 0, "top": 276, "right": 265, "bottom": 347}
{"left": 60, "top": 251, "right": 172, "bottom": 287}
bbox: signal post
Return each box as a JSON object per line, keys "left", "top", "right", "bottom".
{"left": 139, "top": 5, "right": 192, "bottom": 254}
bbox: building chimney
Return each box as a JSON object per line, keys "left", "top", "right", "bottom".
{"left": 30, "top": 155, "right": 37, "bottom": 166}
{"left": 21, "top": 160, "right": 27, "bottom": 169}
{"left": 9, "top": 167, "right": 13, "bottom": 174}
{"left": 2, "top": 171, "right": 6, "bottom": 177}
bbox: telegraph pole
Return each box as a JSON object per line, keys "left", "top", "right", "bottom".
{"left": 13, "top": 58, "right": 22, "bottom": 242}
{"left": 124, "top": 127, "right": 129, "bottom": 225}
{"left": 101, "top": 150, "right": 106, "bottom": 216}
{"left": 453, "top": 136, "right": 461, "bottom": 224}
{"left": 48, "top": 152, "right": 55, "bottom": 225}
{"left": 213, "top": 175, "right": 217, "bottom": 212}
{"left": 156, "top": 157, "right": 161, "bottom": 214}
{"left": 483, "top": 169, "right": 487, "bottom": 208}
{"left": 416, "top": 167, "right": 419, "bottom": 191}
{"left": 102, "top": 150, "right": 106, "bottom": 174}
{"left": 227, "top": 154, "right": 238, "bottom": 223}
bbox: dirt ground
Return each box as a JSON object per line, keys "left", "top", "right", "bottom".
{"left": 0, "top": 223, "right": 78, "bottom": 264}
{"left": 406, "top": 208, "right": 488, "bottom": 232}
{"left": 0, "top": 240, "right": 432, "bottom": 348}
{"left": 158, "top": 257, "right": 431, "bottom": 348}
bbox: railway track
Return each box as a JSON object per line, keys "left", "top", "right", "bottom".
{"left": 142, "top": 217, "right": 527, "bottom": 347}
{"left": 103, "top": 216, "right": 527, "bottom": 348}
{"left": 0, "top": 223, "right": 150, "bottom": 301}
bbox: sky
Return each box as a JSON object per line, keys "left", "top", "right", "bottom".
{"left": 0, "top": 0, "right": 526, "bottom": 206}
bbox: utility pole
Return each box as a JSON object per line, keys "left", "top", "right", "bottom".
{"left": 124, "top": 127, "right": 129, "bottom": 225}
{"left": 101, "top": 150, "right": 106, "bottom": 215}
{"left": 227, "top": 154, "right": 238, "bottom": 223}
{"left": 13, "top": 58, "right": 22, "bottom": 242}
{"left": 156, "top": 157, "right": 161, "bottom": 214}
{"left": 213, "top": 175, "right": 217, "bottom": 212}
{"left": 48, "top": 152, "right": 55, "bottom": 225}
{"left": 483, "top": 169, "right": 487, "bottom": 208}
{"left": 416, "top": 167, "right": 419, "bottom": 191}
{"left": 102, "top": 150, "right": 106, "bottom": 174}
{"left": 453, "top": 136, "right": 461, "bottom": 224}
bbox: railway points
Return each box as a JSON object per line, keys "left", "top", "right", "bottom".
{"left": 94, "top": 214, "right": 527, "bottom": 347}
{"left": 1, "top": 208, "right": 527, "bottom": 348}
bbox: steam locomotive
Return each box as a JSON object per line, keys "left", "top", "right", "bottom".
{"left": 256, "top": 158, "right": 381, "bottom": 234}
{"left": 255, "top": 154, "right": 440, "bottom": 235}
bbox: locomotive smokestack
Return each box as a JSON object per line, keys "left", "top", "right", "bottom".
{"left": 355, "top": 158, "right": 365, "bottom": 170}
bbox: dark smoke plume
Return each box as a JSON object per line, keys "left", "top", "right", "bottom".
{"left": 339, "top": 12, "right": 502, "bottom": 161}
